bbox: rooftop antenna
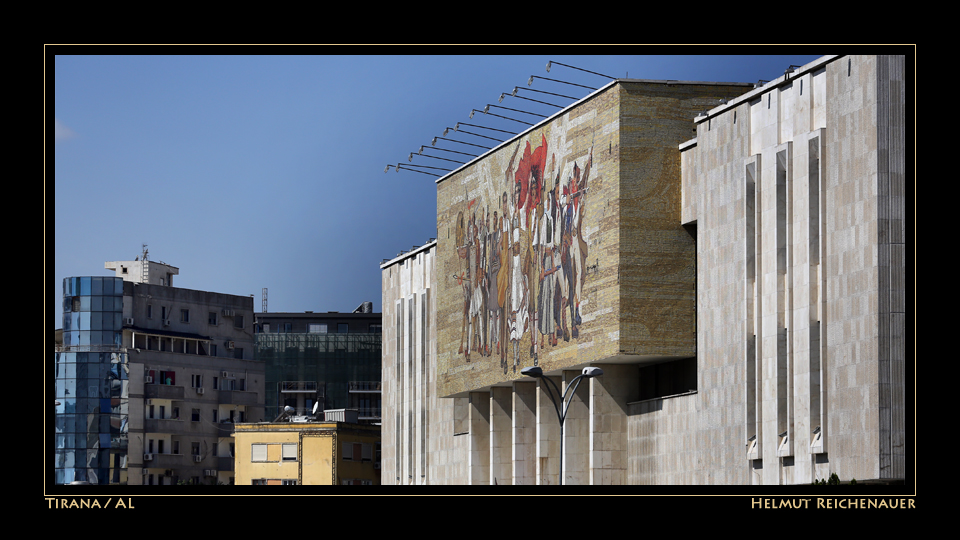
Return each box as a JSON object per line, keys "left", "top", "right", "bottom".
{"left": 140, "top": 244, "right": 149, "bottom": 284}
{"left": 262, "top": 288, "right": 267, "bottom": 313}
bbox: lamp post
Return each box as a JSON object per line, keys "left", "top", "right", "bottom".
{"left": 521, "top": 365, "right": 603, "bottom": 485}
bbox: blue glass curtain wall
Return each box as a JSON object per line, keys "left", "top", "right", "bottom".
{"left": 55, "top": 276, "right": 128, "bottom": 485}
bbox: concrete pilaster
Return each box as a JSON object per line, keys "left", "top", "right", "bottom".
{"left": 513, "top": 381, "right": 537, "bottom": 485}
{"left": 589, "top": 364, "right": 638, "bottom": 485}
{"left": 489, "top": 387, "right": 512, "bottom": 485}
{"left": 468, "top": 391, "right": 490, "bottom": 485}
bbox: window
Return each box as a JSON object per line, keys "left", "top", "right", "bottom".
{"left": 233, "top": 347, "right": 243, "bottom": 360}
{"left": 338, "top": 323, "right": 349, "bottom": 333}
{"left": 234, "top": 315, "right": 244, "bottom": 329}
{"left": 212, "top": 410, "right": 218, "bottom": 423}
{"left": 342, "top": 442, "right": 372, "bottom": 461}
{"left": 262, "top": 323, "right": 271, "bottom": 333}
{"left": 148, "top": 404, "right": 155, "bottom": 419}
{"left": 308, "top": 323, "right": 327, "bottom": 333}
{"left": 162, "top": 306, "right": 168, "bottom": 320}
{"left": 180, "top": 309, "right": 190, "bottom": 323}
{"left": 191, "top": 442, "right": 201, "bottom": 457}
{"left": 252, "top": 479, "right": 267, "bottom": 485}
{"left": 239, "top": 378, "right": 246, "bottom": 391}
{"left": 208, "top": 312, "right": 218, "bottom": 325}
{"left": 159, "top": 370, "right": 175, "bottom": 385}
{"left": 191, "top": 409, "right": 200, "bottom": 422}
{"left": 192, "top": 374, "right": 203, "bottom": 388}
{"left": 369, "top": 324, "right": 382, "bottom": 333}
{"left": 282, "top": 443, "right": 297, "bottom": 461}
{"left": 283, "top": 323, "right": 292, "bottom": 333}
{"left": 147, "top": 305, "right": 153, "bottom": 319}
{"left": 251, "top": 444, "right": 268, "bottom": 462}
{"left": 281, "top": 479, "right": 298, "bottom": 485}
{"left": 212, "top": 377, "right": 218, "bottom": 390}
{"left": 211, "top": 344, "right": 218, "bottom": 357}
{"left": 213, "top": 443, "right": 218, "bottom": 457}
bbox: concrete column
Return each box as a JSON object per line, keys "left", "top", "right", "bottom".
{"left": 562, "top": 370, "right": 589, "bottom": 485}
{"left": 513, "top": 381, "right": 537, "bottom": 485}
{"left": 468, "top": 391, "right": 490, "bottom": 485}
{"left": 536, "top": 376, "right": 561, "bottom": 485}
{"left": 489, "top": 387, "right": 512, "bottom": 485}
{"left": 589, "top": 364, "right": 638, "bottom": 485}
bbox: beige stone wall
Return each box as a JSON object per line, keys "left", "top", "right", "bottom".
{"left": 647, "top": 54, "right": 907, "bottom": 485}
{"left": 435, "top": 81, "right": 751, "bottom": 399}
{"left": 381, "top": 244, "right": 471, "bottom": 484}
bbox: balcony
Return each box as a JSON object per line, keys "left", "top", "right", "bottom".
{"left": 348, "top": 381, "right": 382, "bottom": 393}
{"left": 218, "top": 389, "right": 259, "bottom": 406}
{"left": 357, "top": 407, "right": 382, "bottom": 421}
{"left": 144, "top": 384, "right": 185, "bottom": 400}
{"left": 143, "top": 417, "right": 186, "bottom": 434}
{"left": 280, "top": 381, "right": 318, "bottom": 393}
{"left": 140, "top": 452, "right": 183, "bottom": 468}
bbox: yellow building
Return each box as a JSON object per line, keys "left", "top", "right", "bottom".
{"left": 234, "top": 418, "right": 380, "bottom": 485}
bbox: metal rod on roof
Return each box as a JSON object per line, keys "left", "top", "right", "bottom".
{"left": 445, "top": 126, "right": 503, "bottom": 143}
{"left": 500, "top": 92, "right": 563, "bottom": 109}
{"left": 455, "top": 122, "right": 518, "bottom": 136}
{"left": 418, "top": 144, "right": 478, "bottom": 158}
{"left": 448, "top": 126, "right": 504, "bottom": 143}
{"left": 432, "top": 136, "right": 491, "bottom": 150}
{"left": 528, "top": 75, "right": 597, "bottom": 91}
{"left": 546, "top": 60, "right": 614, "bottom": 80}
{"left": 409, "top": 152, "right": 466, "bottom": 165}
{"left": 484, "top": 103, "right": 546, "bottom": 118}
{"left": 470, "top": 108, "right": 534, "bottom": 126}
{"left": 513, "top": 86, "right": 578, "bottom": 101}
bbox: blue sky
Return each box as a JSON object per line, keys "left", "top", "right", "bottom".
{"left": 51, "top": 51, "right": 824, "bottom": 328}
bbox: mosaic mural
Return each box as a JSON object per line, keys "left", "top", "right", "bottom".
{"left": 451, "top": 133, "right": 594, "bottom": 374}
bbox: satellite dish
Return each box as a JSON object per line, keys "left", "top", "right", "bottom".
{"left": 312, "top": 402, "right": 319, "bottom": 415}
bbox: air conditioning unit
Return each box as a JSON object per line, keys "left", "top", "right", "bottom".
{"left": 221, "top": 371, "right": 229, "bottom": 378}
{"left": 143, "top": 453, "right": 154, "bottom": 461}
{"left": 225, "top": 341, "right": 235, "bottom": 350}
{"left": 124, "top": 317, "right": 135, "bottom": 326}
{"left": 146, "top": 399, "right": 153, "bottom": 406}
{"left": 204, "top": 469, "right": 216, "bottom": 477}
{"left": 222, "top": 309, "right": 235, "bottom": 317}
{"left": 196, "top": 387, "right": 205, "bottom": 395}
{"left": 145, "top": 376, "right": 153, "bottom": 384}
{"left": 162, "top": 319, "right": 171, "bottom": 326}
{"left": 194, "top": 455, "right": 202, "bottom": 463}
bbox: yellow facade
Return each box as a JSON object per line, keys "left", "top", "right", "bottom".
{"left": 234, "top": 422, "right": 380, "bottom": 485}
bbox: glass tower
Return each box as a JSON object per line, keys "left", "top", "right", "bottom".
{"left": 54, "top": 276, "right": 129, "bottom": 485}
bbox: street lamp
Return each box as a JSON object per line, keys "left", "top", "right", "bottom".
{"left": 521, "top": 365, "right": 603, "bottom": 485}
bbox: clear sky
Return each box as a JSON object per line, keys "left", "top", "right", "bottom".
{"left": 51, "top": 50, "right": 825, "bottom": 329}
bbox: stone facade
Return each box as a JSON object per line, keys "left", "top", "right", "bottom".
{"left": 382, "top": 55, "right": 907, "bottom": 485}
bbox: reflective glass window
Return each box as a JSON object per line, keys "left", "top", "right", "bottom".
{"left": 91, "top": 277, "right": 103, "bottom": 295}
{"left": 80, "top": 277, "right": 91, "bottom": 296}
